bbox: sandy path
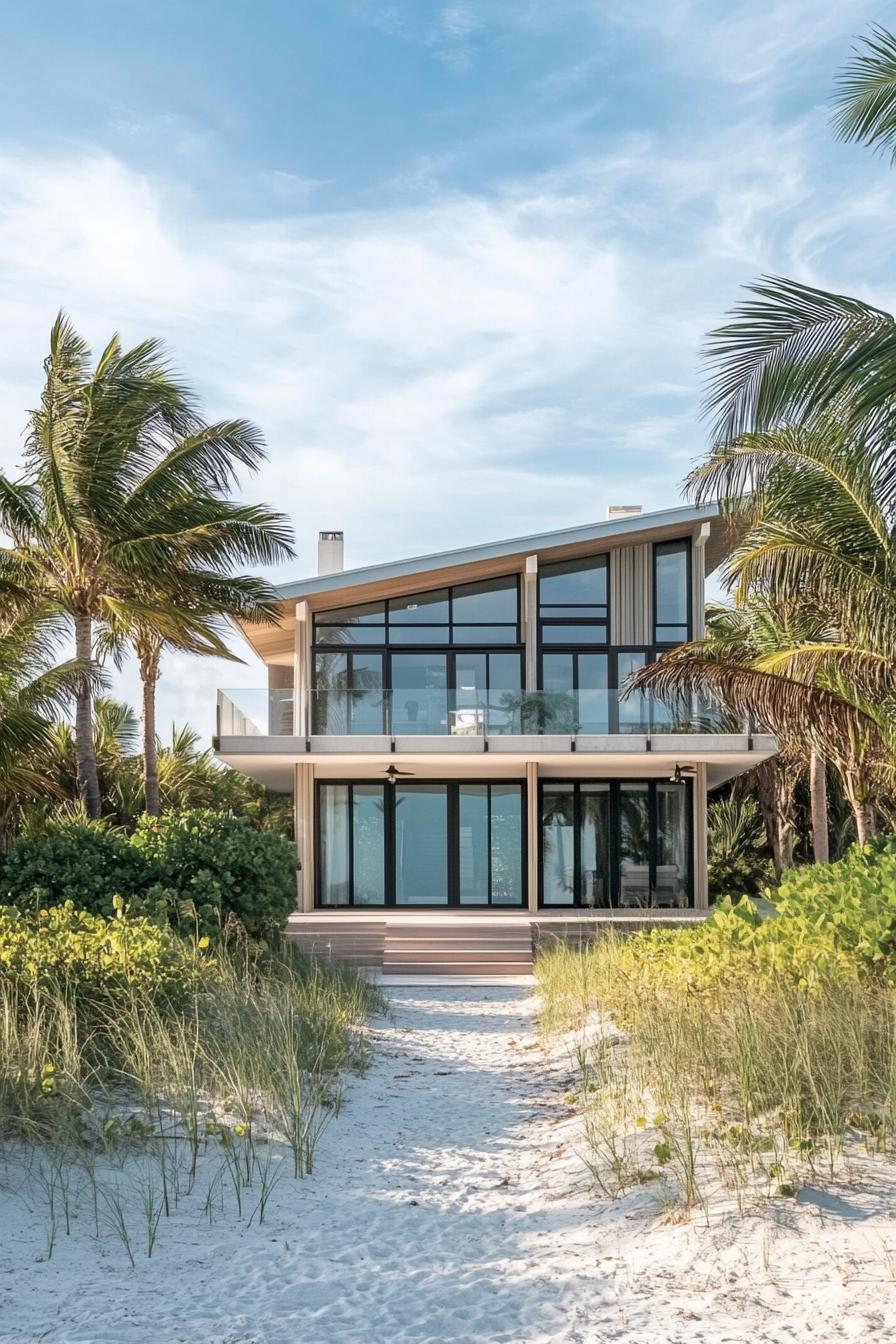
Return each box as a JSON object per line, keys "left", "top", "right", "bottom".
{"left": 2, "top": 985, "right": 896, "bottom": 1343}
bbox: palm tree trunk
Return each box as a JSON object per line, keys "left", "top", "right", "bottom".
{"left": 755, "top": 759, "right": 796, "bottom": 878}
{"left": 852, "top": 799, "right": 877, "bottom": 847}
{"left": 140, "top": 647, "right": 161, "bottom": 817}
{"left": 74, "top": 612, "right": 102, "bottom": 819}
{"left": 841, "top": 757, "right": 877, "bottom": 847}
{"left": 809, "top": 750, "right": 829, "bottom": 865}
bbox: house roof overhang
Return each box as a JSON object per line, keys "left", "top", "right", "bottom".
{"left": 240, "top": 501, "right": 732, "bottom": 664}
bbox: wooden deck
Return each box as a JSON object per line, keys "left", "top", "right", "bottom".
{"left": 286, "top": 908, "right": 706, "bottom": 977}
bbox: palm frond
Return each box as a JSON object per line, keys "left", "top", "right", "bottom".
{"left": 832, "top": 24, "right": 896, "bottom": 162}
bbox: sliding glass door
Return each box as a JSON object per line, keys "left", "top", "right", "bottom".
{"left": 395, "top": 784, "right": 448, "bottom": 905}
{"left": 318, "top": 780, "right": 525, "bottom": 907}
{"left": 540, "top": 779, "right": 692, "bottom": 909}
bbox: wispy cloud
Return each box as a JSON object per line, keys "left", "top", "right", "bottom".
{"left": 0, "top": 0, "right": 893, "bottom": 735}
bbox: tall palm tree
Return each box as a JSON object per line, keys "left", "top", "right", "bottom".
{"left": 0, "top": 314, "right": 293, "bottom": 817}
{"left": 634, "top": 418, "right": 896, "bottom": 844}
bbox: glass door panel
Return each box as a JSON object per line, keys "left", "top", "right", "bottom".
{"left": 453, "top": 654, "right": 487, "bottom": 738}
{"left": 352, "top": 785, "right": 386, "bottom": 905}
{"left": 487, "top": 653, "right": 522, "bottom": 734}
{"left": 578, "top": 654, "right": 609, "bottom": 734}
{"left": 458, "top": 785, "right": 489, "bottom": 904}
{"left": 542, "top": 784, "right": 575, "bottom": 905}
{"left": 579, "top": 784, "right": 610, "bottom": 907}
{"left": 491, "top": 785, "right": 523, "bottom": 905}
{"left": 350, "top": 655, "right": 385, "bottom": 733}
{"left": 619, "top": 783, "right": 650, "bottom": 908}
{"left": 391, "top": 654, "right": 448, "bottom": 735}
{"left": 656, "top": 783, "right": 689, "bottom": 908}
{"left": 617, "top": 651, "right": 648, "bottom": 733}
{"left": 395, "top": 785, "right": 448, "bottom": 905}
{"left": 318, "top": 784, "right": 350, "bottom": 906}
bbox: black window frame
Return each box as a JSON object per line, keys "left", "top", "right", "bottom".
{"left": 537, "top": 554, "right": 610, "bottom": 647}
{"left": 538, "top": 777, "right": 693, "bottom": 909}
{"left": 315, "top": 778, "right": 527, "bottom": 909}
{"left": 652, "top": 538, "right": 692, "bottom": 646}
{"left": 312, "top": 574, "right": 521, "bottom": 648}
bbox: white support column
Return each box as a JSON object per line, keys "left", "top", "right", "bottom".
{"left": 526, "top": 761, "right": 539, "bottom": 913}
{"left": 523, "top": 555, "right": 538, "bottom": 690}
{"left": 295, "top": 762, "right": 315, "bottom": 912}
{"left": 692, "top": 523, "right": 710, "bottom": 640}
{"left": 692, "top": 762, "right": 709, "bottom": 910}
{"left": 295, "top": 601, "right": 311, "bottom": 737}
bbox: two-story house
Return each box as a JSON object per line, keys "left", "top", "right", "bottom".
{"left": 214, "top": 503, "right": 776, "bottom": 972}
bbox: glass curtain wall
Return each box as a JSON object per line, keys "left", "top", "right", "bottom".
{"left": 318, "top": 781, "right": 525, "bottom": 907}
{"left": 541, "top": 780, "right": 692, "bottom": 908}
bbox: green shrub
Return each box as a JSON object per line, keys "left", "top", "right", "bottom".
{"left": 0, "top": 824, "right": 156, "bottom": 915}
{"left": 0, "top": 902, "right": 211, "bottom": 1004}
{"left": 131, "top": 808, "right": 298, "bottom": 938}
{"left": 707, "top": 793, "right": 772, "bottom": 901}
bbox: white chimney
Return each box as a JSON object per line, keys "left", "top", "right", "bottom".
{"left": 317, "top": 530, "right": 344, "bottom": 575}
{"left": 606, "top": 504, "right": 642, "bottom": 521}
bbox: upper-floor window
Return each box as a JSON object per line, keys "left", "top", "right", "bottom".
{"left": 313, "top": 574, "right": 519, "bottom": 647}
{"left": 538, "top": 555, "right": 608, "bottom": 646}
{"left": 653, "top": 540, "right": 690, "bottom": 644}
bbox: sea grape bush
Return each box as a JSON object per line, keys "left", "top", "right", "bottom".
{"left": 1, "top": 809, "right": 298, "bottom": 941}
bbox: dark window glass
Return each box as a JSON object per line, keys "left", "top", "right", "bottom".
{"left": 656, "top": 783, "right": 689, "bottom": 908}
{"left": 619, "top": 783, "right": 650, "bottom": 907}
{"left": 654, "top": 542, "right": 689, "bottom": 642}
{"left": 395, "top": 785, "right": 448, "bottom": 905}
{"left": 617, "top": 650, "right": 648, "bottom": 733}
{"left": 580, "top": 785, "right": 610, "bottom": 907}
{"left": 316, "top": 601, "right": 385, "bottom": 626}
{"left": 539, "top": 555, "right": 608, "bottom": 606}
{"left": 387, "top": 625, "right": 448, "bottom": 645}
{"left": 391, "top": 653, "right": 448, "bottom": 734}
{"left": 540, "top": 623, "right": 607, "bottom": 644}
{"left": 542, "top": 785, "right": 575, "bottom": 905}
{"left": 490, "top": 785, "right": 523, "bottom": 905}
{"left": 656, "top": 625, "right": 689, "bottom": 644}
{"left": 319, "top": 784, "right": 350, "bottom": 907}
{"left": 389, "top": 589, "right": 450, "bottom": 624}
{"left": 458, "top": 785, "right": 489, "bottom": 905}
{"left": 314, "top": 623, "right": 385, "bottom": 645}
{"left": 451, "top": 625, "right": 518, "bottom": 644}
{"left": 452, "top": 575, "right": 518, "bottom": 624}
{"left": 353, "top": 785, "right": 387, "bottom": 905}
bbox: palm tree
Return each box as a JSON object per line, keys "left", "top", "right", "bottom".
{"left": 0, "top": 313, "right": 293, "bottom": 817}
{"left": 700, "top": 27, "right": 896, "bottom": 441}
{"left": 0, "top": 611, "right": 91, "bottom": 848}
{"left": 634, "top": 417, "right": 896, "bottom": 845}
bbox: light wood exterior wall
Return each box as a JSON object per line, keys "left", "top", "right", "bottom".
{"left": 610, "top": 542, "right": 652, "bottom": 645}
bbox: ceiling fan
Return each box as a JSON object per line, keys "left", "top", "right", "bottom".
{"left": 384, "top": 763, "right": 414, "bottom": 783}
{"left": 669, "top": 763, "right": 697, "bottom": 784}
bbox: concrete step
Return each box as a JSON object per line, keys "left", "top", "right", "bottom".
{"left": 383, "top": 961, "right": 533, "bottom": 976}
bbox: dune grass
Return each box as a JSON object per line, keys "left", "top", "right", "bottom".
{"left": 536, "top": 932, "right": 896, "bottom": 1212}
{"left": 0, "top": 909, "right": 382, "bottom": 1258}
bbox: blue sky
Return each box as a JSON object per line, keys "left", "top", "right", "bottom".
{"left": 0, "top": 0, "right": 893, "bottom": 737}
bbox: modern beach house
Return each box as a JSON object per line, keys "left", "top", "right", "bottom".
{"left": 215, "top": 503, "right": 776, "bottom": 973}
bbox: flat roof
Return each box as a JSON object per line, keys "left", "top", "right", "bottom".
{"left": 277, "top": 502, "right": 723, "bottom": 602}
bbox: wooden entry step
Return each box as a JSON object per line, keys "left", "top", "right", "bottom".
{"left": 382, "top": 922, "right": 533, "bottom": 976}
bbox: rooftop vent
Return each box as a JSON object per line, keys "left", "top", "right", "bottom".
{"left": 606, "top": 504, "right": 642, "bottom": 521}
{"left": 317, "top": 530, "right": 344, "bottom": 575}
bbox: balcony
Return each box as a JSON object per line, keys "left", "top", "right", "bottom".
{"left": 217, "top": 686, "right": 727, "bottom": 740}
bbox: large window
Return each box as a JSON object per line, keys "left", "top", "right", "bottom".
{"left": 540, "top": 779, "right": 692, "bottom": 908}
{"left": 317, "top": 780, "right": 525, "bottom": 907}
{"left": 313, "top": 647, "right": 523, "bottom": 734}
{"left": 538, "top": 555, "right": 608, "bottom": 645}
{"left": 653, "top": 540, "right": 690, "bottom": 644}
{"left": 313, "top": 575, "right": 519, "bottom": 647}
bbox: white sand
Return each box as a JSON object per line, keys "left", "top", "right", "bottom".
{"left": 2, "top": 985, "right": 896, "bottom": 1342}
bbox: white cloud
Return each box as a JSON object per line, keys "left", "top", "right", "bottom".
{"left": 1, "top": 45, "right": 895, "bottom": 738}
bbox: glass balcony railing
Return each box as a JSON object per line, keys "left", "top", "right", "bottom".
{"left": 217, "top": 687, "right": 727, "bottom": 739}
